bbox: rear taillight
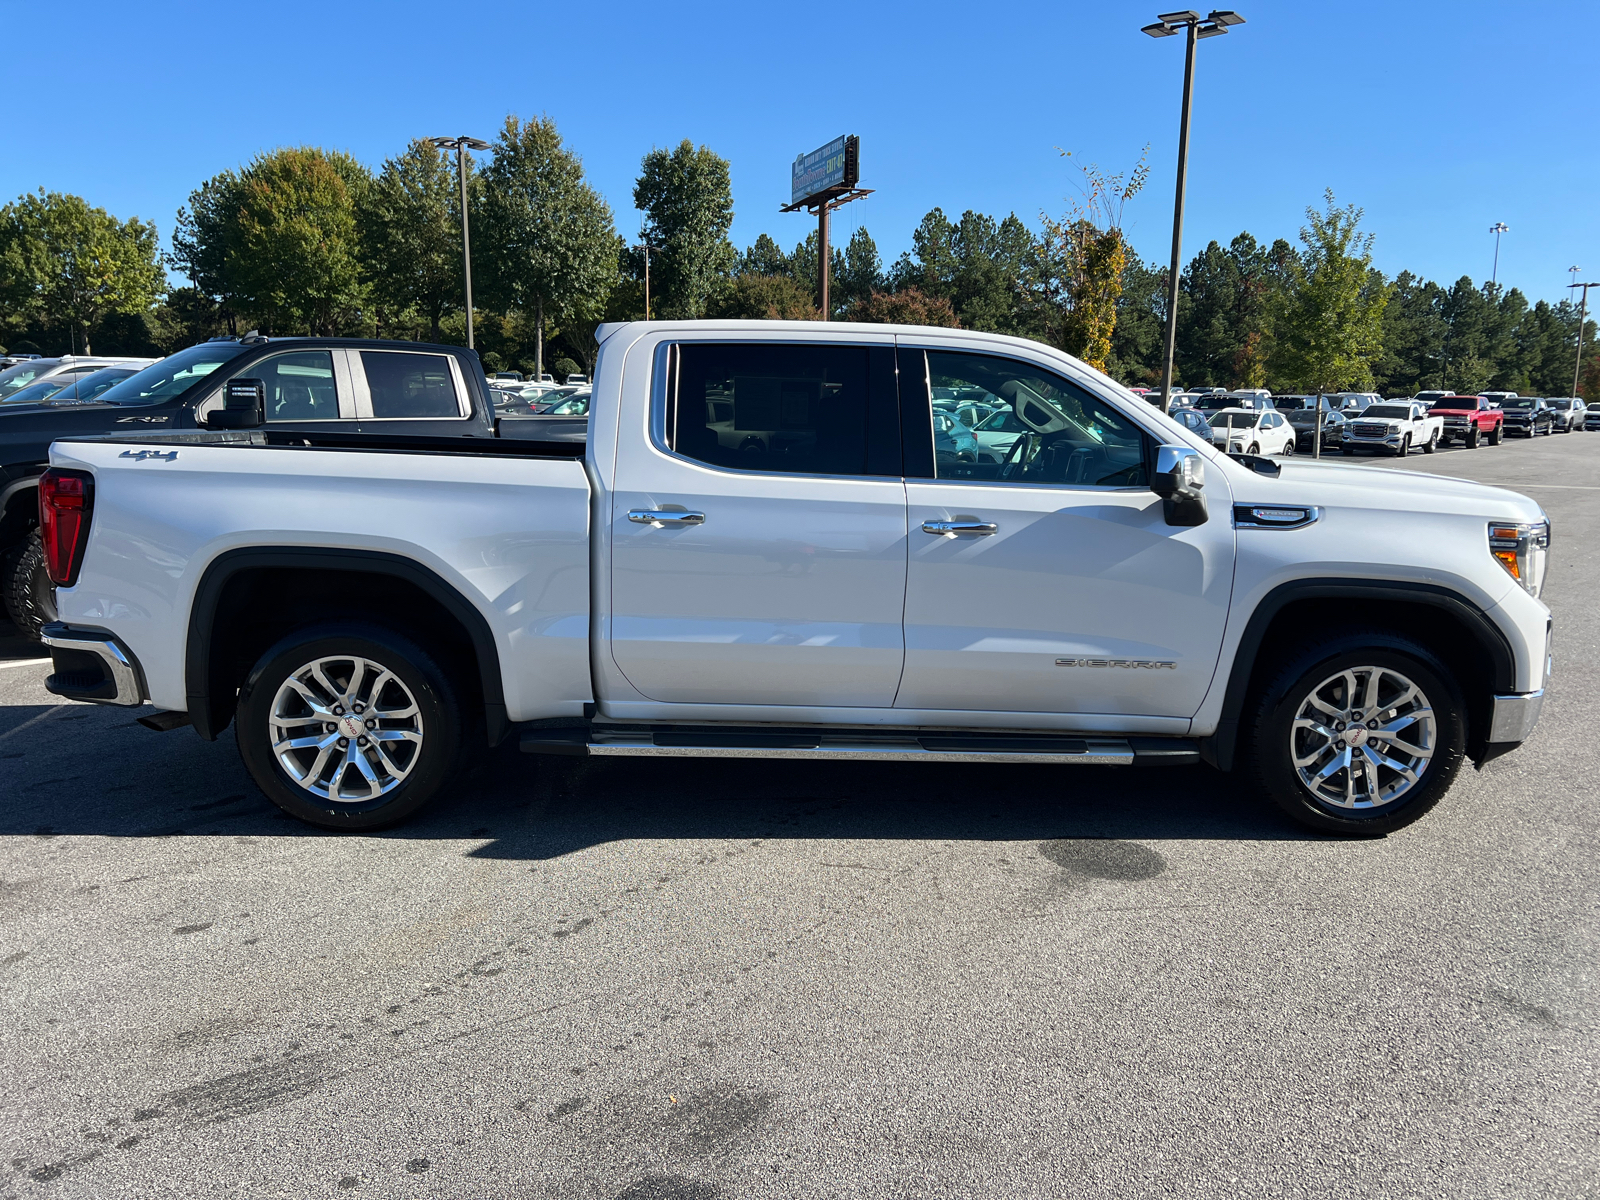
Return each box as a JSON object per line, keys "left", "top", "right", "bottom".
{"left": 38, "top": 468, "right": 94, "bottom": 586}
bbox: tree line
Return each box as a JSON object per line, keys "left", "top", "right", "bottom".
{"left": 2, "top": 117, "right": 1596, "bottom": 396}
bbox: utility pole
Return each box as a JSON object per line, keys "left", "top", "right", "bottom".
{"left": 1568, "top": 271, "right": 1598, "bottom": 398}
{"left": 1143, "top": 9, "right": 1246, "bottom": 413}
{"left": 1489, "top": 222, "right": 1509, "bottom": 286}
{"left": 635, "top": 242, "right": 660, "bottom": 320}
{"left": 427, "top": 135, "right": 490, "bottom": 349}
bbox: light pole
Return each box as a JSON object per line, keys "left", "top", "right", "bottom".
{"left": 1489, "top": 222, "right": 1509, "bottom": 286}
{"left": 427, "top": 135, "right": 490, "bottom": 350}
{"left": 635, "top": 241, "right": 661, "bottom": 321}
{"left": 1568, "top": 270, "right": 1598, "bottom": 399}
{"left": 1143, "top": 9, "right": 1245, "bottom": 414}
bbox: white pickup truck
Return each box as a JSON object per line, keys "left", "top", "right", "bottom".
{"left": 1341, "top": 401, "right": 1445, "bottom": 456}
{"left": 36, "top": 322, "right": 1552, "bottom": 837}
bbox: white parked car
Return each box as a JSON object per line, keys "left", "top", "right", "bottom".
{"left": 39, "top": 320, "right": 1551, "bottom": 841}
{"left": 1207, "top": 408, "right": 1297, "bottom": 456}
{"left": 1341, "top": 402, "right": 1444, "bottom": 457}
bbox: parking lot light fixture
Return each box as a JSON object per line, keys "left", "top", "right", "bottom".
{"left": 427, "top": 135, "right": 491, "bottom": 350}
{"left": 1144, "top": 8, "right": 1246, "bottom": 414}
{"left": 1490, "top": 222, "right": 1509, "bottom": 286}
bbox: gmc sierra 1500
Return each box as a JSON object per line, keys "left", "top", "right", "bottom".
{"left": 36, "top": 321, "right": 1552, "bottom": 836}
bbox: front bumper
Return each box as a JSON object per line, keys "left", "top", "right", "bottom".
{"left": 1488, "top": 690, "right": 1544, "bottom": 742}
{"left": 41, "top": 623, "right": 147, "bottom": 706}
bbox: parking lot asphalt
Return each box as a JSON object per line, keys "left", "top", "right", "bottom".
{"left": 1, "top": 432, "right": 1595, "bottom": 1200}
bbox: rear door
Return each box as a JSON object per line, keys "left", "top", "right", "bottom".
{"left": 607, "top": 336, "right": 908, "bottom": 708}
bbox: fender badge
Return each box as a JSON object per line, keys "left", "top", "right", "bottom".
{"left": 1056, "top": 658, "right": 1176, "bottom": 669}
{"left": 119, "top": 449, "right": 179, "bottom": 461}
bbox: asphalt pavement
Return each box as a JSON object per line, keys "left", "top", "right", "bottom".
{"left": 1, "top": 431, "right": 1595, "bottom": 1199}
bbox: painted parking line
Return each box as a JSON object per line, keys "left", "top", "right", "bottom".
{"left": 0, "top": 658, "right": 50, "bottom": 669}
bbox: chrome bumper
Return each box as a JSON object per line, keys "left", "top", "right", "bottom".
{"left": 1488, "top": 690, "right": 1544, "bottom": 744}
{"left": 41, "top": 623, "right": 146, "bottom": 707}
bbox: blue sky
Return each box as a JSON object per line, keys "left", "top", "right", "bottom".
{"left": 3, "top": 0, "right": 1596, "bottom": 304}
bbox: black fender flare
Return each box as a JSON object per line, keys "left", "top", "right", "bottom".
{"left": 185, "top": 546, "right": 509, "bottom": 745}
{"left": 1199, "top": 578, "right": 1516, "bottom": 771}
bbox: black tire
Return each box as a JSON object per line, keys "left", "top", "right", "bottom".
{"left": 1244, "top": 628, "right": 1467, "bottom": 836}
{"left": 1422, "top": 432, "right": 1436, "bottom": 454}
{"left": 1281, "top": 439, "right": 1295, "bottom": 457}
{"left": 235, "top": 622, "right": 466, "bottom": 831}
{"left": 1488, "top": 424, "right": 1502, "bottom": 445}
{"left": 1395, "top": 435, "right": 1411, "bottom": 457}
{"left": 1341, "top": 445, "right": 1354, "bottom": 456}
{"left": 1247, "top": 442, "right": 1260, "bottom": 455}
{"left": 2, "top": 531, "right": 56, "bottom": 642}
{"left": 1466, "top": 428, "right": 1480, "bottom": 449}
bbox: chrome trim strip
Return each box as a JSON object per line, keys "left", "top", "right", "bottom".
{"left": 40, "top": 624, "right": 146, "bottom": 706}
{"left": 1488, "top": 690, "right": 1544, "bottom": 743}
{"left": 583, "top": 735, "right": 1137, "bottom": 765}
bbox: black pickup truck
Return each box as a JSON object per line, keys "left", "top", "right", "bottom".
{"left": 0, "top": 335, "right": 580, "bottom": 639}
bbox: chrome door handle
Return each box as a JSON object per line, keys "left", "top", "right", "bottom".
{"left": 628, "top": 509, "right": 706, "bottom": 527}
{"left": 922, "top": 519, "right": 998, "bottom": 536}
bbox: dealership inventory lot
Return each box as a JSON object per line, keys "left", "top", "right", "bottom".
{"left": 0, "top": 435, "right": 1595, "bottom": 1199}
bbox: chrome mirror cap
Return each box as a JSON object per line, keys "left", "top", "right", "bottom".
{"left": 1152, "top": 444, "right": 1209, "bottom": 527}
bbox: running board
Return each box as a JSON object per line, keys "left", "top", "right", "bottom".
{"left": 519, "top": 726, "right": 1199, "bottom": 767}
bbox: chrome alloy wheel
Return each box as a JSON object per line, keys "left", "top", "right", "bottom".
{"left": 269, "top": 655, "right": 424, "bottom": 803}
{"left": 1290, "top": 665, "right": 1436, "bottom": 810}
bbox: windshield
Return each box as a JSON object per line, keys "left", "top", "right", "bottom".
{"left": 1208, "top": 412, "right": 1259, "bottom": 428}
{"left": 0, "top": 362, "right": 51, "bottom": 397}
{"left": 548, "top": 395, "right": 590, "bottom": 415}
{"left": 1363, "top": 405, "right": 1413, "bottom": 419}
{"left": 1503, "top": 398, "right": 1534, "bottom": 409}
{"left": 99, "top": 342, "right": 251, "bottom": 406}
{"left": 0, "top": 377, "right": 71, "bottom": 405}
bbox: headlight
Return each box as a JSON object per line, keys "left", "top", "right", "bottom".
{"left": 1489, "top": 519, "right": 1550, "bottom": 598}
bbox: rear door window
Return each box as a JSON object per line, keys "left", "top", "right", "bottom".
{"left": 358, "top": 351, "right": 464, "bottom": 419}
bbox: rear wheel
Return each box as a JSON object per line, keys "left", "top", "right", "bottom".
{"left": 1488, "top": 424, "right": 1502, "bottom": 445}
{"left": 1423, "top": 431, "right": 1437, "bottom": 454}
{"left": 1245, "top": 628, "right": 1466, "bottom": 835}
{"left": 235, "top": 623, "right": 466, "bottom": 830}
{"left": 2, "top": 532, "right": 55, "bottom": 642}
{"left": 1280, "top": 438, "right": 1295, "bottom": 457}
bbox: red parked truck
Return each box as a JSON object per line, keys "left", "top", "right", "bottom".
{"left": 1431, "top": 395, "right": 1504, "bottom": 449}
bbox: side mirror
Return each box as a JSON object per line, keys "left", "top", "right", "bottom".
{"left": 1151, "top": 444, "right": 1208, "bottom": 527}
{"left": 206, "top": 378, "right": 264, "bottom": 429}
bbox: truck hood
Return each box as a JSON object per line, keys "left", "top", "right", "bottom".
{"left": 1231, "top": 459, "right": 1545, "bottom": 521}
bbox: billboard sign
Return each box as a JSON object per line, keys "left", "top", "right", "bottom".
{"left": 791, "top": 135, "right": 859, "bottom": 207}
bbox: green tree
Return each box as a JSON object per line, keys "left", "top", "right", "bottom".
{"left": 171, "top": 170, "right": 248, "bottom": 329}
{"left": 634, "top": 140, "right": 736, "bottom": 319}
{"left": 478, "top": 115, "right": 617, "bottom": 378}
{"left": 708, "top": 274, "right": 818, "bottom": 320}
{"left": 1268, "top": 191, "right": 1390, "bottom": 394}
{"left": 361, "top": 139, "right": 465, "bottom": 340}
{"left": 1107, "top": 255, "right": 1165, "bottom": 386}
{"left": 892, "top": 208, "right": 1037, "bottom": 335}
{"left": 1173, "top": 233, "right": 1281, "bottom": 388}
{"left": 0, "top": 190, "right": 166, "bottom": 354}
{"left": 736, "top": 233, "right": 792, "bottom": 278}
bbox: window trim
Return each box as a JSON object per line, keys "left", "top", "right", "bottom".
{"left": 351, "top": 348, "right": 471, "bottom": 421}
{"left": 647, "top": 337, "right": 900, "bottom": 482}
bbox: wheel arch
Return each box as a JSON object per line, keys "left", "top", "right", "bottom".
{"left": 186, "top": 547, "right": 509, "bottom": 746}
{"left": 0, "top": 475, "right": 39, "bottom": 544}
{"left": 1199, "top": 579, "right": 1516, "bottom": 772}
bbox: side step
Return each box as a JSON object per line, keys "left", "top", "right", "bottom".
{"left": 519, "top": 726, "right": 1199, "bottom": 767}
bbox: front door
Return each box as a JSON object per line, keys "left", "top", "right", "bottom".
{"left": 897, "top": 347, "right": 1235, "bottom": 720}
{"left": 608, "top": 338, "right": 908, "bottom": 707}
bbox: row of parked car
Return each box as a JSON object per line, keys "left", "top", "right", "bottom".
{"left": 1132, "top": 387, "right": 1597, "bottom": 457}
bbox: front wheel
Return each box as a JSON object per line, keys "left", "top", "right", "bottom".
{"left": 2, "top": 532, "right": 56, "bottom": 642}
{"left": 1245, "top": 629, "right": 1466, "bottom": 835}
{"left": 1395, "top": 435, "right": 1411, "bottom": 457}
{"left": 1247, "top": 442, "right": 1260, "bottom": 455}
{"left": 1466, "top": 428, "right": 1481, "bottom": 449}
{"left": 235, "top": 623, "right": 466, "bottom": 830}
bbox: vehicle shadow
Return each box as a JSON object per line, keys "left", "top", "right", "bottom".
{"left": 0, "top": 617, "right": 46, "bottom": 662}
{"left": 1, "top": 697, "right": 1330, "bottom": 855}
